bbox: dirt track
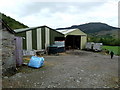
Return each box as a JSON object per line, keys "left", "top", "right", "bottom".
{"left": 2, "top": 50, "right": 119, "bottom": 88}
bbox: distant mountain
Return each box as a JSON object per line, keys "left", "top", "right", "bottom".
{"left": 56, "top": 22, "right": 119, "bottom": 34}
{"left": 56, "top": 22, "right": 120, "bottom": 45}
{"left": 0, "top": 13, "right": 28, "bottom": 29}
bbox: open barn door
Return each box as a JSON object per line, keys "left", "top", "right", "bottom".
{"left": 65, "top": 35, "right": 81, "bottom": 50}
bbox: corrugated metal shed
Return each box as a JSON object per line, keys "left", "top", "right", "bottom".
{"left": 57, "top": 28, "right": 87, "bottom": 49}
{"left": 14, "top": 26, "right": 64, "bottom": 50}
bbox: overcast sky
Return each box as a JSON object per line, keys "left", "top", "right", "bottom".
{"left": 0, "top": 0, "right": 119, "bottom": 29}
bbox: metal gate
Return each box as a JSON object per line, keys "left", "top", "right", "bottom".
{"left": 15, "top": 36, "right": 23, "bottom": 66}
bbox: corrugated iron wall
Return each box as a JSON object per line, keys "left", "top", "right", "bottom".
{"left": 15, "top": 26, "right": 64, "bottom": 50}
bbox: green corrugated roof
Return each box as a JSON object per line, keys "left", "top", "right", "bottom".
{"left": 14, "top": 25, "right": 64, "bottom": 35}
{"left": 14, "top": 26, "right": 44, "bottom": 33}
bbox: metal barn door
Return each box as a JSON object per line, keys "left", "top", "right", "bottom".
{"left": 15, "top": 37, "right": 23, "bottom": 66}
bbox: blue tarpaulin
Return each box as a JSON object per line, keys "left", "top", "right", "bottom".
{"left": 28, "top": 56, "right": 44, "bottom": 68}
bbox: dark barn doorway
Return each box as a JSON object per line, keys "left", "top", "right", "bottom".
{"left": 65, "top": 35, "right": 81, "bottom": 50}
{"left": 55, "top": 37, "right": 65, "bottom": 41}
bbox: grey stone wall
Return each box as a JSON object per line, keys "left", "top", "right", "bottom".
{"left": 1, "top": 22, "right": 16, "bottom": 76}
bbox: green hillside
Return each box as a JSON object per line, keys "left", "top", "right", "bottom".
{"left": 56, "top": 22, "right": 119, "bottom": 34}
{"left": 0, "top": 13, "right": 28, "bottom": 29}
{"left": 56, "top": 22, "right": 120, "bottom": 46}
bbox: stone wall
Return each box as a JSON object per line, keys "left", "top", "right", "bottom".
{"left": 1, "top": 22, "right": 16, "bottom": 76}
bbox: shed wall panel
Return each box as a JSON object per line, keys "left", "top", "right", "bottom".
{"left": 26, "top": 30, "right": 32, "bottom": 50}
{"left": 32, "top": 29, "right": 37, "bottom": 50}
{"left": 81, "top": 36, "right": 87, "bottom": 49}
{"left": 45, "top": 27, "right": 50, "bottom": 49}
{"left": 41, "top": 27, "right": 45, "bottom": 49}
{"left": 37, "top": 28, "right": 42, "bottom": 50}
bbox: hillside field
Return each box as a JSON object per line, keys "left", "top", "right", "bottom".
{"left": 102, "top": 45, "right": 120, "bottom": 55}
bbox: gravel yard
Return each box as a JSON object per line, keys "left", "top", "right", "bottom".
{"left": 2, "top": 50, "right": 119, "bottom": 88}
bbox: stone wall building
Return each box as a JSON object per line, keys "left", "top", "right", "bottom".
{"left": 0, "top": 19, "right": 16, "bottom": 76}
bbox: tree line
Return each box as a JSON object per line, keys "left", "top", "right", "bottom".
{"left": 88, "top": 36, "right": 120, "bottom": 46}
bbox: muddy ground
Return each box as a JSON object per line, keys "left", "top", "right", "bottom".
{"left": 2, "top": 50, "right": 119, "bottom": 88}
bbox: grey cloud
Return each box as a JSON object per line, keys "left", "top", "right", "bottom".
{"left": 19, "top": 2, "right": 105, "bottom": 17}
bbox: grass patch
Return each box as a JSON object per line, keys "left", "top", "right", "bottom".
{"left": 102, "top": 46, "right": 120, "bottom": 55}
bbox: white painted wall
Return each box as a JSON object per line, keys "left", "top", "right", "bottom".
{"left": 45, "top": 27, "right": 50, "bottom": 49}
{"left": 26, "top": 30, "right": 32, "bottom": 50}
{"left": 37, "top": 28, "right": 42, "bottom": 50}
